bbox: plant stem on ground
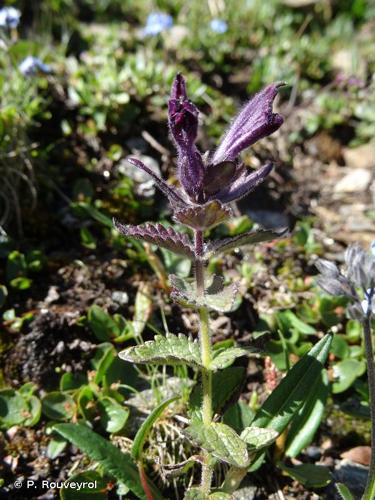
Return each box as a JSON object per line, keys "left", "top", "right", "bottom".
{"left": 362, "top": 312, "right": 375, "bottom": 500}
{"left": 194, "top": 230, "right": 213, "bottom": 495}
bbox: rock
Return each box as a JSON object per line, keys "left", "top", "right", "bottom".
{"left": 111, "top": 290, "right": 129, "bottom": 305}
{"left": 343, "top": 144, "right": 375, "bottom": 170}
{"left": 333, "top": 459, "right": 368, "bottom": 497}
{"left": 341, "top": 446, "right": 371, "bottom": 466}
{"left": 334, "top": 168, "right": 371, "bottom": 193}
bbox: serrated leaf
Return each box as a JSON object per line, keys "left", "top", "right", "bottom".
{"left": 170, "top": 274, "right": 239, "bottom": 312}
{"left": 205, "top": 227, "right": 289, "bottom": 257}
{"left": 285, "top": 369, "right": 329, "bottom": 458}
{"left": 119, "top": 333, "right": 202, "bottom": 368}
{"left": 205, "top": 282, "right": 239, "bottom": 313}
{"left": 252, "top": 333, "right": 332, "bottom": 434}
{"left": 174, "top": 200, "right": 232, "bottom": 230}
{"left": 240, "top": 426, "right": 278, "bottom": 450}
{"left": 132, "top": 396, "right": 179, "bottom": 462}
{"left": 114, "top": 220, "right": 194, "bottom": 259}
{"left": 186, "top": 421, "right": 249, "bottom": 467}
{"left": 336, "top": 483, "right": 354, "bottom": 500}
{"left": 210, "top": 347, "right": 257, "bottom": 370}
{"left": 54, "top": 423, "right": 163, "bottom": 500}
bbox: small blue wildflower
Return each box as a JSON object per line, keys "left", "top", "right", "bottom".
{"left": 210, "top": 19, "right": 228, "bottom": 34}
{"left": 19, "top": 56, "right": 51, "bottom": 76}
{"left": 143, "top": 12, "right": 173, "bottom": 36}
{"left": 0, "top": 6, "right": 21, "bottom": 29}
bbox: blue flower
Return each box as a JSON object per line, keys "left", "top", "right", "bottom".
{"left": 0, "top": 6, "right": 21, "bottom": 29}
{"left": 19, "top": 56, "right": 51, "bottom": 76}
{"left": 143, "top": 12, "right": 173, "bottom": 36}
{"left": 210, "top": 19, "right": 228, "bottom": 34}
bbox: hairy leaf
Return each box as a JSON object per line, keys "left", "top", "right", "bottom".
{"left": 54, "top": 423, "right": 163, "bottom": 500}
{"left": 336, "top": 483, "right": 354, "bottom": 500}
{"left": 174, "top": 200, "right": 232, "bottom": 230}
{"left": 240, "top": 426, "right": 278, "bottom": 450}
{"left": 205, "top": 226, "right": 289, "bottom": 257}
{"left": 119, "top": 333, "right": 202, "bottom": 368}
{"left": 186, "top": 421, "right": 249, "bottom": 467}
{"left": 170, "top": 274, "right": 239, "bottom": 312}
{"left": 114, "top": 220, "right": 194, "bottom": 259}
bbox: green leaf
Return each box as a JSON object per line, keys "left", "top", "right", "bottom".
{"left": 42, "top": 392, "right": 76, "bottom": 421}
{"left": 47, "top": 436, "right": 68, "bottom": 459}
{"left": 210, "top": 347, "right": 257, "bottom": 370}
{"left": 285, "top": 369, "right": 329, "bottom": 458}
{"left": 92, "top": 343, "right": 116, "bottom": 384}
{"left": 23, "top": 395, "right": 42, "bottom": 427}
{"left": 190, "top": 366, "right": 246, "bottom": 418}
{"left": 119, "top": 334, "right": 202, "bottom": 368}
{"left": 54, "top": 423, "right": 163, "bottom": 500}
{"left": 279, "top": 463, "right": 332, "bottom": 488}
{"left": 0, "top": 390, "right": 29, "bottom": 428}
{"left": 336, "top": 482, "right": 354, "bottom": 500}
{"left": 88, "top": 305, "right": 120, "bottom": 341}
{"left": 223, "top": 401, "right": 254, "bottom": 434}
{"left": 132, "top": 396, "right": 178, "bottom": 462}
{"left": 240, "top": 427, "right": 278, "bottom": 450}
{"left": 98, "top": 397, "right": 129, "bottom": 433}
{"left": 331, "top": 335, "right": 350, "bottom": 359}
{"left": 60, "top": 470, "right": 107, "bottom": 499}
{"left": 184, "top": 488, "right": 205, "bottom": 500}
{"left": 332, "top": 359, "right": 366, "bottom": 393}
{"left": 186, "top": 421, "right": 249, "bottom": 467}
{"left": 170, "top": 274, "right": 239, "bottom": 312}
{"left": 276, "top": 310, "right": 316, "bottom": 336}
{"left": 252, "top": 333, "right": 332, "bottom": 434}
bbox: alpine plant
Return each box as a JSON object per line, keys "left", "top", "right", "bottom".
{"left": 113, "top": 74, "right": 328, "bottom": 498}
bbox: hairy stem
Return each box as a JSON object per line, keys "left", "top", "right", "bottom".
{"left": 195, "top": 230, "right": 213, "bottom": 496}
{"left": 362, "top": 312, "right": 375, "bottom": 500}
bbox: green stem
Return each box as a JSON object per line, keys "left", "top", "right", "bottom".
{"left": 362, "top": 313, "right": 375, "bottom": 500}
{"left": 195, "top": 230, "right": 213, "bottom": 496}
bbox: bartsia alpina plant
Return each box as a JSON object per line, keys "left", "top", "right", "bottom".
{"left": 113, "top": 75, "right": 333, "bottom": 498}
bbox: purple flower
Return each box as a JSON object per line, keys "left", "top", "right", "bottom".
{"left": 143, "top": 12, "right": 173, "bottom": 36}
{"left": 0, "top": 7, "right": 21, "bottom": 29}
{"left": 128, "top": 74, "right": 284, "bottom": 207}
{"left": 210, "top": 19, "right": 228, "bottom": 34}
{"left": 19, "top": 56, "right": 51, "bottom": 76}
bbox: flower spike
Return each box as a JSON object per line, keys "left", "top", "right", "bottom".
{"left": 168, "top": 74, "right": 205, "bottom": 203}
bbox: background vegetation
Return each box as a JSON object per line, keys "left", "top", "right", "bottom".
{"left": 0, "top": 0, "right": 374, "bottom": 498}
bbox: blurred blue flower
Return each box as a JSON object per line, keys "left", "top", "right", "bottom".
{"left": 143, "top": 12, "right": 173, "bottom": 36}
{"left": 210, "top": 19, "right": 228, "bottom": 34}
{"left": 0, "top": 6, "right": 21, "bottom": 29}
{"left": 19, "top": 56, "right": 51, "bottom": 76}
